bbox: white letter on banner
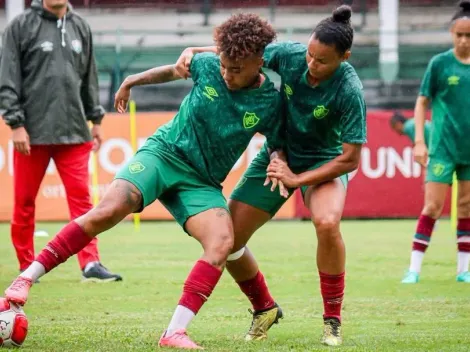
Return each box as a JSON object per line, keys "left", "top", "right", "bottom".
{"left": 362, "top": 147, "right": 386, "bottom": 179}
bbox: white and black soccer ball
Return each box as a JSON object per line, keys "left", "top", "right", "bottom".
{"left": 0, "top": 297, "right": 28, "bottom": 348}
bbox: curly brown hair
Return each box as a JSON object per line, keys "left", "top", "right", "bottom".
{"left": 213, "top": 13, "right": 276, "bottom": 60}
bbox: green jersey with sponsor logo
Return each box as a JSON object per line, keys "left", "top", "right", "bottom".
{"left": 402, "top": 118, "right": 432, "bottom": 147}
{"left": 152, "top": 52, "right": 283, "bottom": 186}
{"left": 420, "top": 49, "right": 470, "bottom": 163}
{"left": 263, "top": 41, "right": 367, "bottom": 169}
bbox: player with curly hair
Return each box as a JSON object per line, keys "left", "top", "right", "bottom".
{"left": 176, "top": 5, "right": 366, "bottom": 346}
{"left": 3, "top": 13, "right": 283, "bottom": 350}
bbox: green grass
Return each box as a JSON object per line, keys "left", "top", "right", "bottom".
{"left": 1, "top": 220, "right": 469, "bottom": 351}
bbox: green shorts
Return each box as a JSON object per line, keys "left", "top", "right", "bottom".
{"left": 230, "top": 149, "right": 348, "bottom": 217}
{"left": 426, "top": 156, "right": 470, "bottom": 184}
{"left": 115, "top": 144, "right": 228, "bottom": 228}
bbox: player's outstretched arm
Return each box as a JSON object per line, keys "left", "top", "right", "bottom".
{"left": 124, "top": 64, "right": 183, "bottom": 87}
{"left": 114, "top": 65, "right": 183, "bottom": 113}
{"left": 175, "top": 46, "right": 217, "bottom": 79}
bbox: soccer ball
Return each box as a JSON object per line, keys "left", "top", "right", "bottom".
{"left": 0, "top": 297, "right": 28, "bottom": 347}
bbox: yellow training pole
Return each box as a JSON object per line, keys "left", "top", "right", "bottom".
{"left": 451, "top": 172, "right": 458, "bottom": 231}
{"left": 89, "top": 123, "right": 100, "bottom": 207}
{"left": 90, "top": 152, "right": 100, "bottom": 206}
{"left": 129, "top": 100, "right": 140, "bottom": 232}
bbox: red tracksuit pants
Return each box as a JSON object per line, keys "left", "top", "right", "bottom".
{"left": 11, "top": 142, "right": 100, "bottom": 271}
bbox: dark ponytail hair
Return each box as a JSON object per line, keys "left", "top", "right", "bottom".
{"left": 312, "top": 5, "right": 354, "bottom": 55}
{"left": 390, "top": 111, "right": 407, "bottom": 126}
{"left": 452, "top": 0, "right": 470, "bottom": 22}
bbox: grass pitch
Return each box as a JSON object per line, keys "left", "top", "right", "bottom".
{"left": 1, "top": 220, "right": 469, "bottom": 351}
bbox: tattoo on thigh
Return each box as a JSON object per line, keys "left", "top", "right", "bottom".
{"left": 113, "top": 180, "right": 142, "bottom": 212}
{"left": 125, "top": 183, "right": 142, "bottom": 211}
{"left": 216, "top": 208, "right": 228, "bottom": 217}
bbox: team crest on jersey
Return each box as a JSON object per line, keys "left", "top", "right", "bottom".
{"left": 284, "top": 84, "right": 293, "bottom": 100}
{"left": 243, "top": 112, "right": 260, "bottom": 129}
{"left": 71, "top": 40, "right": 82, "bottom": 54}
{"left": 432, "top": 163, "right": 445, "bottom": 177}
{"left": 313, "top": 105, "right": 329, "bottom": 119}
{"left": 203, "top": 86, "right": 219, "bottom": 101}
{"left": 129, "top": 161, "right": 145, "bottom": 174}
{"left": 448, "top": 75, "right": 460, "bottom": 86}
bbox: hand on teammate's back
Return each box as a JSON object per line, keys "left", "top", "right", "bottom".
{"left": 175, "top": 48, "right": 194, "bottom": 79}
{"left": 12, "top": 127, "right": 30, "bottom": 155}
{"left": 413, "top": 141, "right": 428, "bottom": 167}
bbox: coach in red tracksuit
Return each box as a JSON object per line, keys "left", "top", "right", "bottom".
{"left": 0, "top": 0, "right": 122, "bottom": 282}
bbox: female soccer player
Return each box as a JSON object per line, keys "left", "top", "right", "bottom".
{"left": 176, "top": 5, "right": 366, "bottom": 346}
{"left": 389, "top": 111, "right": 431, "bottom": 147}
{"left": 4, "top": 13, "right": 283, "bottom": 350}
{"left": 402, "top": 0, "right": 470, "bottom": 284}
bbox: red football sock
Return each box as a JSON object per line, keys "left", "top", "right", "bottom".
{"left": 178, "top": 260, "right": 222, "bottom": 314}
{"left": 457, "top": 218, "right": 470, "bottom": 252}
{"left": 319, "top": 271, "right": 345, "bottom": 322}
{"left": 36, "top": 221, "right": 93, "bottom": 272}
{"left": 238, "top": 271, "right": 275, "bottom": 311}
{"left": 412, "top": 214, "right": 436, "bottom": 252}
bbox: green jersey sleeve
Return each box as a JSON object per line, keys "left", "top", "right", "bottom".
{"left": 419, "top": 56, "right": 438, "bottom": 99}
{"left": 190, "top": 52, "right": 216, "bottom": 83}
{"left": 261, "top": 98, "right": 285, "bottom": 151}
{"left": 263, "top": 43, "right": 285, "bottom": 72}
{"left": 402, "top": 118, "right": 416, "bottom": 144}
{"left": 339, "top": 85, "right": 367, "bottom": 144}
{"left": 263, "top": 42, "right": 304, "bottom": 73}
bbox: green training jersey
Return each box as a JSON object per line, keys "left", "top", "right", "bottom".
{"left": 403, "top": 118, "right": 432, "bottom": 147}
{"left": 420, "top": 49, "right": 470, "bottom": 163}
{"left": 152, "top": 52, "right": 283, "bottom": 186}
{"left": 263, "top": 41, "right": 367, "bottom": 170}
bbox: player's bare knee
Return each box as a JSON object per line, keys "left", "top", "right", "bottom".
{"left": 313, "top": 214, "right": 342, "bottom": 248}
{"left": 204, "top": 231, "right": 234, "bottom": 266}
{"left": 313, "top": 214, "right": 340, "bottom": 234}
{"left": 457, "top": 199, "right": 470, "bottom": 218}
{"left": 215, "top": 230, "right": 234, "bottom": 256}
{"left": 423, "top": 201, "right": 444, "bottom": 218}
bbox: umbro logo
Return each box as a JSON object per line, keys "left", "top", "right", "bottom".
{"left": 41, "top": 41, "right": 53, "bottom": 52}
